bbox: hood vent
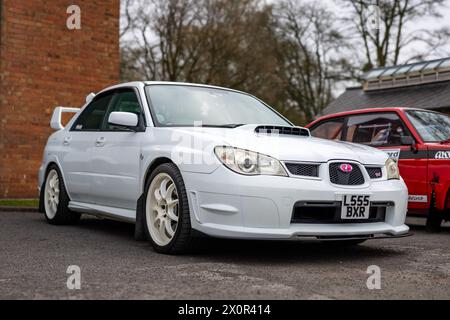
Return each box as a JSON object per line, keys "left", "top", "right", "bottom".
{"left": 255, "top": 126, "right": 310, "bottom": 137}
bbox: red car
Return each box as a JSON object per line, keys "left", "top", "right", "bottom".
{"left": 307, "top": 108, "right": 450, "bottom": 231}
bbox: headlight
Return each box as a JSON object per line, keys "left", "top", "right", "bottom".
{"left": 214, "top": 146, "right": 288, "bottom": 176}
{"left": 386, "top": 158, "right": 400, "bottom": 180}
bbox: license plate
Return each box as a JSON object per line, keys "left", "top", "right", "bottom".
{"left": 341, "top": 195, "right": 371, "bottom": 220}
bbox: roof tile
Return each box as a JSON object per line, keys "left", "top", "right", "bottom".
{"left": 323, "top": 80, "right": 450, "bottom": 115}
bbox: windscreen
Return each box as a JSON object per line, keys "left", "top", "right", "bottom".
{"left": 145, "top": 85, "right": 291, "bottom": 127}
{"left": 406, "top": 110, "right": 450, "bottom": 142}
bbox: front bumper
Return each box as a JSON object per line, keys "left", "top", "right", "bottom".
{"left": 182, "top": 165, "right": 410, "bottom": 240}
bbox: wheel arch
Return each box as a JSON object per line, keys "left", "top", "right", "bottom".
{"left": 135, "top": 156, "right": 175, "bottom": 241}
{"left": 42, "top": 160, "right": 67, "bottom": 187}
{"left": 44, "top": 161, "right": 59, "bottom": 174}
{"left": 39, "top": 160, "right": 65, "bottom": 213}
{"left": 433, "top": 180, "right": 450, "bottom": 212}
{"left": 142, "top": 157, "right": 175, "bottom": 193}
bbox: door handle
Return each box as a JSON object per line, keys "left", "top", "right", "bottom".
{"left": 96, "top": 137, "right": 106, "bottom": 147}
{"left": 63, "top": 136, "right": 72, "bottom": 145}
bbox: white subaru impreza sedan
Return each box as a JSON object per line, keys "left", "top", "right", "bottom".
{"left": 38, "top": 81, "right": 410, "bottom": 254}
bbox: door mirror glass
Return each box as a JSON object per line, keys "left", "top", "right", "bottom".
{"left": 400, "top": 135, "right": 415, "bottom": 146}
{"left": 108, "top": 112, "right": 138, "bottom": 128}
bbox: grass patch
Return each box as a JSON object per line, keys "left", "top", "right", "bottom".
{"left": 0, "top": 199, "right": 39, "bottom": 207}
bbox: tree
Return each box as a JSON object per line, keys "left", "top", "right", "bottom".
{"left": 120, "top": 0, "right": 350, "bottom": 123}
{"left": 120, "top": 0, "right": 287, "bottom": 114}
{"left": 121, "top": 0, "right": 202, "bottom": 81}
{"left": 341, "top": 0, "right": 450, "bottom": 71}
{"left": 273, "top": 0, "right": 347, "bottom": 122}
{"left": 187, "top": 0, "right": 285, "bottom": 108}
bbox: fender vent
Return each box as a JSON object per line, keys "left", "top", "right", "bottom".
{"left": 255, "top": 126, "right": 310, "bottom": 137}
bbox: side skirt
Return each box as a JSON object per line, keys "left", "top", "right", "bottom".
{"left": 68, "top": 201, "right": 136, "bottom": 224}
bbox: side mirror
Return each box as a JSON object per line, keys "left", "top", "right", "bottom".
{"left": 400, "top": 136, "right": 415, "bottom": 146}
{"left": 401, "top": 135, "right": 417, "bottom": 153}
{"left": 108, "top": 112, "right": 138, "bottom": 129}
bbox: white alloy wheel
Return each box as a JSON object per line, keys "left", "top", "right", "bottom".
{"left": 44, "top": 169, "right": 60, "bottom": 219}
{"left": 146, "top": 173, "right": 180, "bottom": 246}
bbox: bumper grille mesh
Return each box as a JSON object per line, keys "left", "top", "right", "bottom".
{"left": 291, "top": 201, "right": 388, "bottom": 224}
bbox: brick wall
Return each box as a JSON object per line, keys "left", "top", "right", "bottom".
{"left": 0, "top": 0, "right": 120, "bottom": 198}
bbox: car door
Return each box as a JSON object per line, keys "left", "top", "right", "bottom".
{"left": 89, "top": 88, "right": 145, "bottom": 210}
{"left": 61, "top": 92, "right": 114, "bottom": 203}
{"left": 342, "top": 112, "right": 428, "bottom": 212}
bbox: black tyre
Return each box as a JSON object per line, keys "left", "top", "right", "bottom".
{"left": 426, "top": 208, "right": 443, "bottom": 232}
{"left": 143, "top": 163, "right": 196, "bottom": 254}
{"left": 41, "top": 164, "right": 80, "bottom": 225}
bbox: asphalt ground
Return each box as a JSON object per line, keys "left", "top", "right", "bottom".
{"left": 0, "top": 210, "right": 449, "bottom": 299}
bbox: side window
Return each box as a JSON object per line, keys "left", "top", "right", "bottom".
{"left": 310, "top": 119, "right": 344, "bottom": 140}
{"left": 344, "top": 113, "right": 411, "bottom": 147}
{"left": 103, "top": 90, "right": 142, "bottom": 130}
{"left": 72, "top": 94, "right": 113, "bottom": 131}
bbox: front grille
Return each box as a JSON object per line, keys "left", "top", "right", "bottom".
{"left": 329, "top": 163, "right": 365, "bottom": 185}
{"left": 366, "top": 167, "right": 383, "bottom": 179}
{"left": 291, "top": 201, "right": 389, "bottom": 224}
{"left": 285, "top": 163, "right": 319, "bottom": 177}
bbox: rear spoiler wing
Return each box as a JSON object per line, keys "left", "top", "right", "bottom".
{"left": 50, "top": 107, "right": 80, "bottom": 130}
